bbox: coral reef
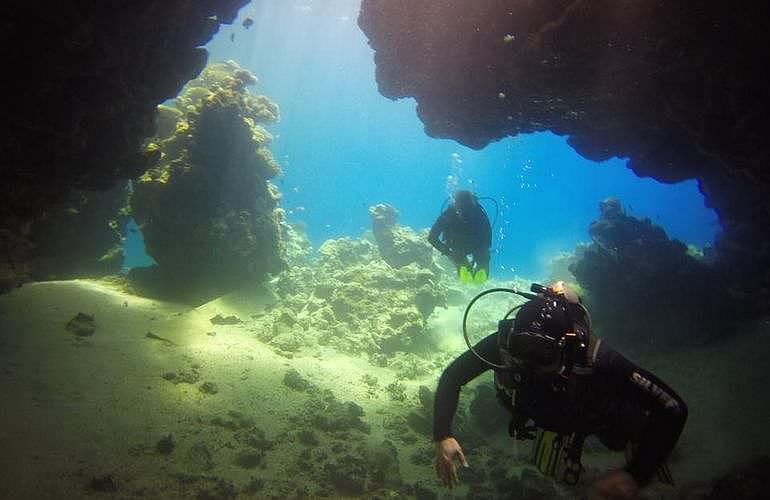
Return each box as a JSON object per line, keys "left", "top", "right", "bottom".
{"left": 129, "top": 61, "right": 286, "bottom": 304}
{"left": 358, "top": 0, "right": 770, "bottom": 310}
{"left": 368, "top": 203, "right": 434, "bottom": 269}
{"left": 245, "top": 228, "right": 448, "bottom": 361}
{"left": 280, "top": 221, "right": 312, "bottom": 268}
{"left": 1, "top": 1, "right": 249, "bottom": 291}
{"left": 569, "top": 198, "right": 741, "bottom": 348}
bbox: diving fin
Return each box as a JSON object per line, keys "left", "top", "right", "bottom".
{"left": 532, "top": 429, "right": 584, "bottom": 485}
{"left": 532, "top": 429, "right": 562, "bottom": 478}
{"left": 472, "top": 269, "right": 488, "bottom": 283}
{"left": 458, "top": 266, "right": 473, "bottom": 283}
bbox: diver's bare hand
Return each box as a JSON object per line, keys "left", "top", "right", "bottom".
{"left": 588, "top": 469, "right": 639, "bottom": 500}
{"left": 434, "top": 437, "right": 468, "bottom": 489}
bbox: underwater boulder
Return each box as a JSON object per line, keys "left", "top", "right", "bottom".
{"left": 368, "top": 203, "right": 434, "bottom": 269}
{"left": 570, "top": 198, "right": 741, "bottom": 347}
{"left": 130, "top": 62, "right": 286, "bottom": 304}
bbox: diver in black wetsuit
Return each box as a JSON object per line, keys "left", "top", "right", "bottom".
{"left": 433, "top": 283, "right": 687, "bottom": 500}
{"left": 428, "top": 190, "right": 492, "bottom": 283}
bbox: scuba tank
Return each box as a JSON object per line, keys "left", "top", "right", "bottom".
{"left": 462, "top": 281, "right": 596, "bottom": 485}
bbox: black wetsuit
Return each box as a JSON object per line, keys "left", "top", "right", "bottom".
{"left": 433, "top": 333, "right": 688, "bottom": 485}
{"left": 428, "top": 204, "right": 492, "bottom": 272}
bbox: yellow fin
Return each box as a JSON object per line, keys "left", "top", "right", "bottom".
{"left": 473, "top": 269, "right": 488, "bottom": 283}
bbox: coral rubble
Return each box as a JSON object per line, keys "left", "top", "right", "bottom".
{"left": 245, "top": 222, "right": 448, "bottom": 361}
{"left": 129, "top": 62, "right": 286, "bottom": 304}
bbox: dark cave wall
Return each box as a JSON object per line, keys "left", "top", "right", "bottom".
{"left": 0, "top": 1, "right": 250, "bottom": 292}
{"left": 359, "top": 0, "right": 770, "bottom": 302}
{"left": 359, "top": 0, "right": 767, "bottom": 177}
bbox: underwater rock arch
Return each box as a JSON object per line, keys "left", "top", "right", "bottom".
{"left": 358, "top": 0, "right": 770, "bottom": 308}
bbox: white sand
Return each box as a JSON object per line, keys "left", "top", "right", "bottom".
{"left": 1, "top": 280, "right": 768, "bottom": 498}
{"left": 0, "top": 280, "right": 441, "bottom": 498}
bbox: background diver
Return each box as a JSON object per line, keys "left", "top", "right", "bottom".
{"left": 428, "top": 190, "right": 492, "bottom": 283}
{"left": 433, "top": 282, "right": 687, "bottom": 499}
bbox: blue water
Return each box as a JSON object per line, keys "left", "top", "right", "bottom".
{"left": 127, "top": 0, "right": 719, "bottom": 279}
{"left": 123, "top": 217, "right": 156, "bottom": 270}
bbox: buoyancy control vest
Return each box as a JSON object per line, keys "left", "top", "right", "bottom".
{"left": 464, "top": 282, "right": 600, "bottom": 485}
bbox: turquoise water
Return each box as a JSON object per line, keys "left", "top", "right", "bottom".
{"left": 128, "top": 0, "right": 719, "bottom": 279}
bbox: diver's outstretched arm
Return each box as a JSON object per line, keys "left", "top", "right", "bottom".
{"left": 433, "top": 333, "right": 498, "bottom": 440}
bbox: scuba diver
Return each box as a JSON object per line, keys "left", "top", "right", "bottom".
{"left": 428, "top": 190, "right": 492, "bottom": 283}
{"left": 433, "top": 282, "right": 687, "bottom": 499}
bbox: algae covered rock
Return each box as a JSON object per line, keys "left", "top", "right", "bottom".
{"left": 570, "top": 198, "right": 738, "bottom": 347}
{"left": 369, "top": 203, "right": 434, "bottom": 269}
{"left": 281, "top": 220, "right": 312, "bottom": 267}
{"left": 130, "top": 62, "right": 286, "bottom": 303}
{"left": 253, "top": 229, "right": 448, "bottom": 360}
{"left": 311, "top": 252, "right": 446, "bottom": 357}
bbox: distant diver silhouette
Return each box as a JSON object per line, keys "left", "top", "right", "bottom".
{"left": 428, "top": 190, "right": 493, "bottom": 283}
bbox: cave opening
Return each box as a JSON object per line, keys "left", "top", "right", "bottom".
{"left": 199, "top": 0, "right": 720, "bottom": 280}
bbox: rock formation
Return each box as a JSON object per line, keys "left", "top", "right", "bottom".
{"left": 368, "top": 203, "right": 434, "bottom": 269}
{"left": 129, "top": 62, "right": 285, "bottom": 304}
{"left": 359, "top": 0, "right": 770, "bottom": 308}
{"left": 1, "top": 0, "right": 250, "bottom": 292}
{"left": 27, "top": 184, "right": 129, "bottom": 280}
{"left": 247, "top": 229, "right": 448, "bottom": 363}
{"left": 570, "top": 198, "right": 740, "bottom": 347}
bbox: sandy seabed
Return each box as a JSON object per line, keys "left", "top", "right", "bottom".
{"left": 1, "top": 280, "right": 769, "bottom": 499}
